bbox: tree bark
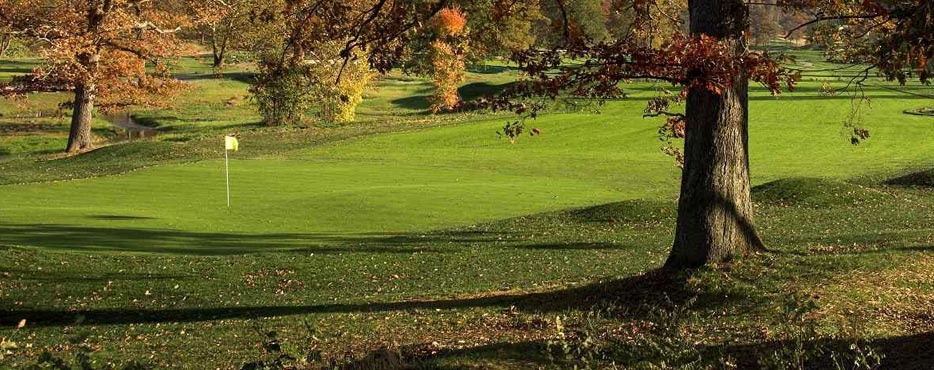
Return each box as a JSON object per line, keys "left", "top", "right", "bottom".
{"left": 212, "top": 52, "right": 225, "bottom": 69}
{"left": 66, "top": 50, "right": 100, "bottom": 154}
{"left": 211, "top": 30, "right": 224, "bottom": 69}
{"left": 665, "top": 0, "right": 764, "bottom": 269}
{"left": 0, "top": 34, "right": 11, "bottom": 60}
{"left": 66, "top": 83, "right": 96, "bottom": 154}
{"left": 210, "top": 21, "right": 230, "bottom": 69}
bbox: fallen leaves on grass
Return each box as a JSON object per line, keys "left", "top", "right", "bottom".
{"left": 242, "top": 269, "right": 305, "bottom": 295}
{"left": 815, "top": 250, "right": 934, "bottom": 334}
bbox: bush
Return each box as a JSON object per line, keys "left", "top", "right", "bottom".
{"left": 250, "top": 43, "right": 374, "bottom": 126}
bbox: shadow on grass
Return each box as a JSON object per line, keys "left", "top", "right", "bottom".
{"left": 517, "top": 242, "right": 630, "bottom": 250}
{"left": 390, "top": 95, "right": 431, "bottom": 111}
{"left": 2, "top": 269, "right": 735, "bottom": 328}
{"left": 388, "top": 82, "right": 517, "bottom": 111}
{"left": 175, "top": 72, "right": 256, "bottom": 83}
{"left": 458, "top": 82, "right": 516, "bottom": 102}
{"left": 465, "top": 65, "right": 520, "bottom": 74}
{"left": 396, "top": 332, "right": 934, "bottom": 370}
{"left": 2, "top": 268, "right": 192, "bottom": 282}
{"left": 886, "top": 168, "right": 934, "bottom": 187}
{"left": 87, "top": 215, "right": 157, "bottom": 221}
{"left": 711, "top": 332, "right": 934, "bottom": 370}
{"left": 0, "top": 223, "right": 521, "bottom": 255}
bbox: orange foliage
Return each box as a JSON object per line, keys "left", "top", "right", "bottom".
{"left": 429, "top": 40, "right": 466, "bottom": 113}
{"left": 428, "top": 6, "right": 468, "bottom": 113}
{"left": 435, "top": 7, "right": 467, "bottom": 37}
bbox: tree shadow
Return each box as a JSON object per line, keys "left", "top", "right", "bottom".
{"left": 389, "top": 95, "right": 431, "bottom": 111}
{"left": 175, "top": 72, "right": 256, "bottom": 83}
{"left": 2, "top": 269, "right": 742, "bottom": 328}
{"left": 465, "top": 65, "right": 521, "bottom": 74}
{"left": 0, "top": 223, "right": 520, "bottom": 255}
{"left": 704, "top": 332, "right": 934, "bottom": 370}
{"left": 457, "top": 82, "right": 516, "bottom": 102}
{"left": 516, "top": 242, "right": 632, "bottom": 250}
{"left": 2, "top": 268, "right": 192, "bottom": 283}
{"left": 87, "top": 215, "right": 156, "bottom": 221}
{"left": 886, "top": 168, "right": 934, "bottom": 187}
{"left": 387, "top": 331, "right": 934, "bottom": 370}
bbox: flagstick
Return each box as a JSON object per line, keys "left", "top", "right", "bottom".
{"left": 225, "top": 147, "right": 230, "bottom": 208}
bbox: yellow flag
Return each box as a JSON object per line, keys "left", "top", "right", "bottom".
{"left": 225, "top": 136, "right": 239, "bottom": 151}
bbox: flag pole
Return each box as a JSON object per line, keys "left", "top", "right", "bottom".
{"left": 225, "top": 146, "right": 230, "bottom": 208}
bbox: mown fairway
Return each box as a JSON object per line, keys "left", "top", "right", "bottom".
{"left": 1, "top": 51, "right": 932, "bottom": 368}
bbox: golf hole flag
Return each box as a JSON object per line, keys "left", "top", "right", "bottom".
{"left": 224, "top": 135, "right": 239, "bottom": 207}
{"left": 225, "top": 135, "right": 239, "bottom": 151}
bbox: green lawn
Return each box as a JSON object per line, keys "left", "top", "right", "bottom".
{"left": 0, "top": 51, "right": 932, "bottom": 369}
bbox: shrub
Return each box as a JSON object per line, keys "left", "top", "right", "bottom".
{"left": 428, "top": 40, "right": 466, "bottom": 113}
{"left": 251, "top": 43, "right": 374, "bottom": 126}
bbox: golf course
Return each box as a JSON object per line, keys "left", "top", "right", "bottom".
{"left": 1, "top": 47, "right": 933, "bottom": 369}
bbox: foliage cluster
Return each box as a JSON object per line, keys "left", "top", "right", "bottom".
{"left": 428, "top": 7, "right": 469, "bottom": 113}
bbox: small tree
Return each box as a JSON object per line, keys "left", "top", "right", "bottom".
{"left": 251, "top": 40, "right": 374, "bottom": 126}
{"left": 314, "top": 43, "right": 375, "bottom": 124}
{"left": 246, "top": 0, "right": 444, "bottom": 126}
{"left": 429, "top": 7, "right": 469, "bottom": 113}
{"left": 0, "top": 25, "right": 14, "bottom": 60}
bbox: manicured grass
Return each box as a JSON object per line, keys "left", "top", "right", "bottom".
{"left": 0, "top": 50, "right": 932, "bottom": 368}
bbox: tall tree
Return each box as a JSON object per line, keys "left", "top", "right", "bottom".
{"left": 190, "top": 0, "right": 252, "bottom": 69}
{"left": 462, "top": 0, "right": 546, "bottom": 59}
{"left": 667, "top": 0, "right": 763, "bottom": 267}
{"left": 0, "top": 0, "right": 188, "bottom": 153}
{"left": 506, "top": 0, "right": 931, "bottom": 268}
{"left": 749, "top": 1, "right": 782, "bottom": 45}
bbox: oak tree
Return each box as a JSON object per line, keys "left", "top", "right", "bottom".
{"left": 509, "top": 0, "right": 931, "bottom": 268}
{"left": 0, "top": 0, "right": 188, "bottom": 153}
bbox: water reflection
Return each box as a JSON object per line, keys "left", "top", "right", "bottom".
{"left": 100, "top": 112, "right": 157, "bottom": 142}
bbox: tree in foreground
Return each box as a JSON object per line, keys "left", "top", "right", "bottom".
{"left": 503, "top": 0, "right": 931, "bottom": 268}
{"left": 0, "top": 0, "right": 188, "bottom": 153}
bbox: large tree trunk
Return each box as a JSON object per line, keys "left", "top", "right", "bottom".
{"left": 665, "top": 0, "right": 764, "bottom": 269}
{"left": 66, "top": 83, "right": 95, "bottom": 154}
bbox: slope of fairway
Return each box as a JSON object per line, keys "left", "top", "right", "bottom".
{"left": 0, "top": 157, "right": 634, "bottom": 254}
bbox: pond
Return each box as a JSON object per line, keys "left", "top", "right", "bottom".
{"left": 100, "top": 112, "right": 157, "bottom": 141}
{"left": 0, "top": 110, "right": 158, "bottom": 140}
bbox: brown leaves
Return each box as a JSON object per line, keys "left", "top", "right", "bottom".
{"left": 513, "top": 32, "right": 798, "bottom": 108}
{"left": 2, "top": 0, "right": 189, "bottom": 109}
{"left": 242, "top": 268, "right": 305, "bottom": 295}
